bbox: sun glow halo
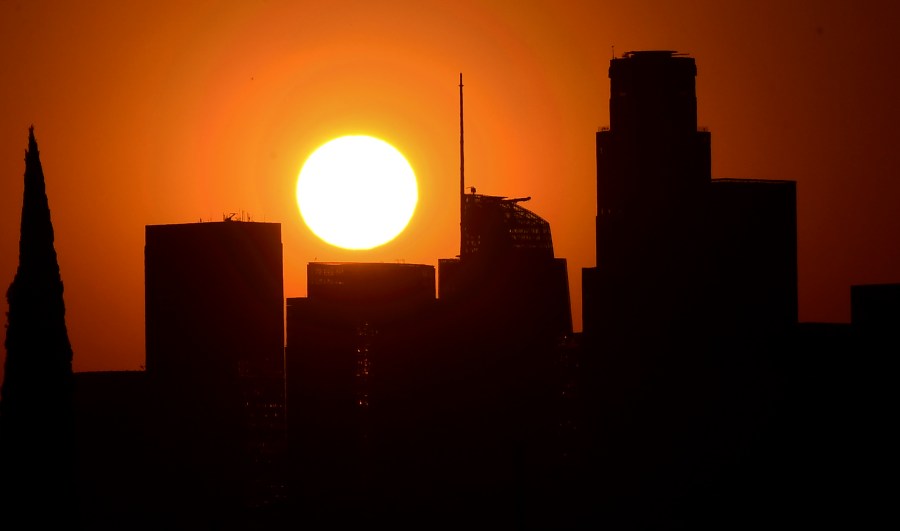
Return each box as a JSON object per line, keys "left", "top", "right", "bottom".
{"left": 296, "top": 135, "right": 418, "bottom": 250}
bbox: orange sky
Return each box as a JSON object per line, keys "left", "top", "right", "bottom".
{"left": 2, "top": 0, "right": 899, "bottom": 376}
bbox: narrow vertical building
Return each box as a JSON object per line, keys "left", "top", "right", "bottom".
{"left": 432, "top": 76, "right": 576, "bottom": 527}
{"left": 437, "top": 192, "right": 574, "bottom": 528}
{"left": 580, "top": 55, "right": 715, "bottom": 525}
{"left": 585, "top": 50, "right": 711, "bottom": 342}
{"left": 144, "top": 219, "right": 286, "bottom": 524}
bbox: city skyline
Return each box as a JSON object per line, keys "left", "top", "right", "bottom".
{"left": 2, "top": 0, "right": 900, "bottom": 381}
{"left": 1, "top": 17, "right": 894, "bottom": 526}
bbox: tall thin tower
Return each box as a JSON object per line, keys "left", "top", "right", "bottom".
{"left": 459, "top": 72, "right": 465, "bottom": 255}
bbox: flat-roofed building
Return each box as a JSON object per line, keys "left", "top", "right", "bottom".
{"left": 285, "top": 262, "right": 439, "bottom": 526}
{"left": 144, "top": 219, "right": 286, "bottom": 522}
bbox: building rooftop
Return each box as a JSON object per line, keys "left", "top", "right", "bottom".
{"left": 461, "top": 193, "right": 554, "bottom": 259}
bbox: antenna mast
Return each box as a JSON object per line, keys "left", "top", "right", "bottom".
{"left": 459, "top": 72, "right": 465, "bottom": 255}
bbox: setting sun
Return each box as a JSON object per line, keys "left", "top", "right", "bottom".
{"left": 296, "top": 135, "right": 418, "bottom": 250}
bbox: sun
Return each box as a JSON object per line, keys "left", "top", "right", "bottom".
{"left": 296, "top": 135, "right": 418, "bottom": 250}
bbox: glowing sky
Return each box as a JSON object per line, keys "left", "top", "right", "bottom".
{"left": 2, "top": 0, "right": 899, "bottom": 376}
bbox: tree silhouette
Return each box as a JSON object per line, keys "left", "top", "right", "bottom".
{"left": 0, "top": 127, "right": 76, "bottom": 522}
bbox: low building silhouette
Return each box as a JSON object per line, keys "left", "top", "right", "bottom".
{"left": 848, "top": 282, "right": 898, "bottom": 525}
{"left": 285, "top": 261, "right": 440, "bottom": 526}
{"left": 73, "top": 370, "right": 152, "bottom": 528}
{"left": 709, "top": 178, "right": 798, "bottom": 338}
{"left": 851, "top": 282, "right": 900, "bottom": 336}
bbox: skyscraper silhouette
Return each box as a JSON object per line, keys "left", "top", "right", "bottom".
{"left": 424, "top": 77, "right": 576, "bottom": 527}
{"left": 286, "top": 197, "right": 574, "bottom": 528}
{"left": 285, "top": 262, "right": 439, "bottom": 527}
{"left": 580, "top": 53, "right": 715, "bottom": 526}
{"left": 581, "top": 51, "right": 800, "bottom": 529}
{"left": 435, "top": 191, "right": 574, "bottom": 529}
{"left": 584, "top": 50, "right": 711, "bottom": 342}
{"left": 144, "top": 219, "right": 287, "bottom": 525}
{"left": 440, "top": 192, "right": 572, "bottom": 341}
{"left": 0, "top": 127, "right": 76, "bottom": 522}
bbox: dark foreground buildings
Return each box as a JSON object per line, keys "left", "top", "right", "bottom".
{"left": 286, "top": 262, "right": 439, "bottom": 525}
{"left": 578, "top": 50, "right": 889, "bottom": 530}
{"left": 285, "top": 192, "right": 574, "bottom": 528}
{"left": 71, "top": 220, "right": 289, "bottom": 529}
{"left": 32, "top": 51, "right": 894, "bottom": 529}
{"left": 143, "top": 220, "right": 287, "bottom": 525}
{"left": 583, "top": 50, "right": 798, "bottom": 346}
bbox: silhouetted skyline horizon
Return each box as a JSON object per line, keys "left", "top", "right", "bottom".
{"left": 2, "top": 40, "right": 896, "bottom": 529}
{"left": 3, "top": 1, "right": 900, "bottom": 379}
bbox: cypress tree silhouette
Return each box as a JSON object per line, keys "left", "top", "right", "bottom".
{"left": 0, "top": 127, "right": 76, "bottom": 523}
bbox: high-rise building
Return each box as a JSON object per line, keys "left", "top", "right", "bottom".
{"left": 584, "top": 50, "right": 799, "bottom": 343}
{"left": 285, "top": 197, "right": 574, "bottom": 527}
{"left": 439, "top": 192, "right": 572, "bottom": 340}
{"left": 144, "top": 219, "right": 286, "bottom": 522}
{"left": 285, "top": 75, "right": 575, "bottom": 527}
{"left": 285, "top": 261, "right": 438, "bottom": 526}
{"left": 447, "top": 75, "right": 573, "bottom": 344}
{"left": 581, "top": 51, "right": 801, "bottom": 528}
{"left": 436, "top": 191, "right": 575, "bottom": 528}
{"left": 585, "top": 50, "right": 711, "bottom": 341}
{"left": 413, "top": 76, "right": 579, "bottom": 526}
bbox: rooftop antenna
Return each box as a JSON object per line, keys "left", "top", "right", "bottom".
{"left": 459, "top": 72, "right": 465, "bottom": 256}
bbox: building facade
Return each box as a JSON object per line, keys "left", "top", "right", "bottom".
{"left": 580, "top": 51, "right": 801, "bottom": 528}
{"left": 437, "top": 191, "right": 575, "bottom": 528}
{"left": 144, "top": 220, "right": 287, "bottom": 522}
{"left": 585, "top": 50, "right": 711, "bottom": 342}
{"left": 709, "top": 178, "right": 798, "bottom": 336}
{"left": 285, "top": 262, "right": 438, "bottom": 526}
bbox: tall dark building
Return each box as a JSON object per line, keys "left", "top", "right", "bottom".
{"left": 436, "top": 191, "right": 575, "bottom": 529}
{"left": 144, "top": 220, "right": 286, "bottom": 523}
{"left": 581, "top": 54, "right": 716, "bottom": 524}
{"left": 440, "top": 192, "right": 572, "bottom": 340}
{"left": 584, "top": 50, "right": 799, "bottom": 343}
{"left": 585, "top": 50, "right": 711, "bottom": 341}
{"left": 285, "top": 262, "right": 439, "bottom": 526}
{"left": 581, "top": 51, "right": 801, "bottom": 529}
{"left": 285, "top": 200, "right": 574, "bottom": 527}
{"left": 447, "top": 75, "right": 573, "bottom": 344}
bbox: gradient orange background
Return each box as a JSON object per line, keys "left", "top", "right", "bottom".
{"left": 2, "top": 1, "right": 899, "bottom": 378}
